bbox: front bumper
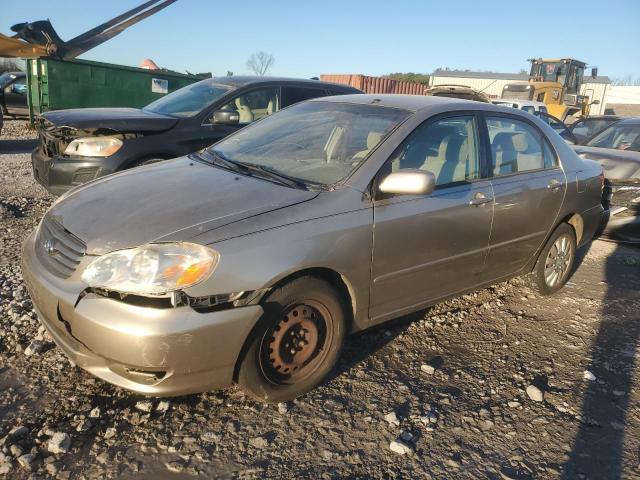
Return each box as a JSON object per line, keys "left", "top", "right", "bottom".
{"left": 21, "top": 230, "right": 263, "bottom": 396}
{"left": 31, "top": 147, "right": 122, "bottom": 196}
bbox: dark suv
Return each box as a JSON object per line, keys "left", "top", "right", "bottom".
{"left": 31, "top": 76, "right": 361, "bottom": 194}
{"left": 1, "top": 71, "right": 28, "bottom": 133}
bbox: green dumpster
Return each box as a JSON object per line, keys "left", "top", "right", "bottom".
{"left": 27, "top": 57, "right": 206, "bottom": 123}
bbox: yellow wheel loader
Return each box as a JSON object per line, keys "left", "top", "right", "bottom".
{"left": 502, "top": 58, "right": 599, "bottom": 122}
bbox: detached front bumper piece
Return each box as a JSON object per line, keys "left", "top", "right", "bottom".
{"left": 21, "top": 231, "right": 263, "bottom": 396}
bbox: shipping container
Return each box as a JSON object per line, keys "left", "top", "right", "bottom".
{"left": 27, "top": 57, "right": 207, "bottom": 122}
{"left": 320, "top": 74, "right": 427, "bottom": 95}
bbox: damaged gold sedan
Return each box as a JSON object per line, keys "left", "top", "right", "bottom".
{"left": 22, "top": 95, "right": 605, "bottom": 402}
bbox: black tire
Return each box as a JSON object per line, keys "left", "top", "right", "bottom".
{"left": 237, "top": 276, "right": 347, "bottom": 403}
{"left": 531, "top": 223, "right": 576, "bottom": 295}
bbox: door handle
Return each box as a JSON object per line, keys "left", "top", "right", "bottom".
{"left": 469, "top": 192, "right": 493, "bottom": 206}
{"left": 547, "top": 179, "right": 563, "bottom": 191}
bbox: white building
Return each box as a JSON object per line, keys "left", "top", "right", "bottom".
{"left": 429, "top": 71, "right": 610, "bottom": 115}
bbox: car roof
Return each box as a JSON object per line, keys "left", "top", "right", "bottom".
{"left": 210, "top": 75, "right": 360, "bottom": 92}
{"left": 311, "top": 93, "right": 477, "bottom": 112}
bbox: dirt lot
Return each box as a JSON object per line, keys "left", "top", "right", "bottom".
{"left": 0, "top": 120, "right": 639, "bottom": 479}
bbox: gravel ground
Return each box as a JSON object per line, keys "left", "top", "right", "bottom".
{"left": 1, "top": 120, "right": 639, "bottom": 479}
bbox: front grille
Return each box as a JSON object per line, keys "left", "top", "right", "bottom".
{"left": 35, "top": 216, "right": 86, "bottom": 278}
{"left": 72, "top": 168, "right": 100, "bottom": 184}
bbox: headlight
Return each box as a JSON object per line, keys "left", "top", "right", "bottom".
{"left": 64, "top": 137, "right": 123, "bottom": 157}
{"left": 81, "top": 243, "right": 219, "bottom": 295}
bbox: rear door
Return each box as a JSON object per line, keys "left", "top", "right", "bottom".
{"left": 282, "top": 86, "right": 330, "bottom": 107}
{"left": 482, "top": 114, "right": 566, "bottom": 281}
{"left": 370, "top": 113, "right": 494, "bottom": 321}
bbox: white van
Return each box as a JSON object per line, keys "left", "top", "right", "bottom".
{"left": 491, "top": 99, "right": 548, "bottom": 115}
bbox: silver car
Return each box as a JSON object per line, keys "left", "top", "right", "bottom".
{"left": 21, "top": 95, "right": 605, "bottom": 402}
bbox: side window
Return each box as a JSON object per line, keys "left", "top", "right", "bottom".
{"left": 571, "top": 120, "right": 589, "bottom": 137}
{"left": 11, "top": 79, "right": 27, "bottom": 95}
{"left": 487, "top": 116, "right": 555, "bottom": 175}
{"left": 386, "top": 115, "right": 480, "bottom": 186}
{"left": 521, "top": 106, "right": 535, "bottom": 115}
{"left": 282, "top": 87, "right": 328, "bottom": 107}
{"left": 221, "top": 87, "right": 280, "bottom": 124}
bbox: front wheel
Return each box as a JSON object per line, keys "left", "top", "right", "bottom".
{"left": 237, "top": 276, "right": 346, "bottom": 403}
{"left": 531, "top": 223, "right": 576, "bottom": 295}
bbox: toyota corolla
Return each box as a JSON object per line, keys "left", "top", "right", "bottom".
{"left": 21, "top": 95, "right": 605, "bottom": 402}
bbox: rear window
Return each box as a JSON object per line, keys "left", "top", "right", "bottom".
{"left": 586, "top": 124, "right": 640, "bottom": 151}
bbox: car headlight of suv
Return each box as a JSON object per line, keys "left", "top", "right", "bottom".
{"left": 81, "top": 243, "right": 219, "bottom": 295}
{"left": 64, "top": 136, "right": 123, "bottom": 157}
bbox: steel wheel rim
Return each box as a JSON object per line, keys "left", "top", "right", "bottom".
{"left": 260, "top": 301, "right": 333, "bottom": 385}
{"left": 544, "top": 234, "right": 572, "bottom": 287}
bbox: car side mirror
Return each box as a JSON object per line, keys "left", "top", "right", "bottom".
{"left": 211, "top": 110, "right": 240, "bottom": 125}
{"left": 378, "top": 170, "right": 436, "bottom": 196}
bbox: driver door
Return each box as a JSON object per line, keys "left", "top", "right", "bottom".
{"left": 370, "top": 113, "right": 494, "bottom": 322}
{"left": 193, "top": 87, "right": 282, "bottom": 151}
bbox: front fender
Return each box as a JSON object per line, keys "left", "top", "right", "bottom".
{"left": 183, "top": 206, "right": 373, "bottom": 330}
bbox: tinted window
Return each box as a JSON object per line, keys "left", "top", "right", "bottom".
{"left": 534, "top": 111, "right": 574, "bottom": 142}
{"left": 487, "top": 117, "right": 556, "bottom": 175}
{"left": 11, "top": 78, "right": 27, "bottom": 94}
{"left": 283, "top": 87, "right": 328, "bottom": 106}
{"left": 221, "top": 87, "right": 280, "bottom": 124}
{"left": 521, "top": 106, "right": 535, "bottom": 115}
{"left": 209, "top": 101, "right": 409, "bottom": 185}
{"left": 586, "top": 124, "right": 640, "bottom": 152}
{"left": 387, "top": 115, "right": 480, "bottom": 186}
{"left": 572, "top": 119, "right": 616, "bottom": 139}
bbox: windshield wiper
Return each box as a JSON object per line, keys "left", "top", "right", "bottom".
{"left": 202, "top": 150, "right": 309, "bottom": 189}
{"left": 194, "top": 149, "right": 248, "bottom": 175}
{"left": 233, "top": 162, "right": 310, "bottom": 190}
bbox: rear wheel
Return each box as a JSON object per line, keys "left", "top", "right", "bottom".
{"left": 237, "top": 276, "right": 346, "bottom": 403}
{"left": 531, "top": 223, "right": 576, "bottom": 295}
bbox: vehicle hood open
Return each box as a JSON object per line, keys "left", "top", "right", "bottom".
{"left": 573, "top": 146, "right": 640, "bottom": 181}
{"left": 46, "top": 156, "right": 319, "bottom": 254}
{"left": 41, "top": 107, "right": 178, "bottom": 132}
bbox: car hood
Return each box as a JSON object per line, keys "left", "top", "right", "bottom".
{"left": 46, "top": 156, "right": 319, "bottom": 255}
{"left": 573, "top": 146, "right": 640, "bottom": 181}
{"left": 41, "top": 107, "right": 178, "bottom": 132}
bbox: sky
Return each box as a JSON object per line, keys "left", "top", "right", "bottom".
{"left": 3, "top": 0, "right": 640, "bottom": 80}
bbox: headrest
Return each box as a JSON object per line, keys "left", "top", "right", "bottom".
{"left": 366, "top": 131, "right": 384, "bottom": 149}
{"left": 492, "top": 132, "right": 516, "bottom": 151}
{"left": 438, "top": 135, "right": 465, "bottom": 160}
{"left": 235, "top": 97, "right": 248, "bottom": 109}
{"left": 511, "top": 133, "right": 530, "bottom": 153}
